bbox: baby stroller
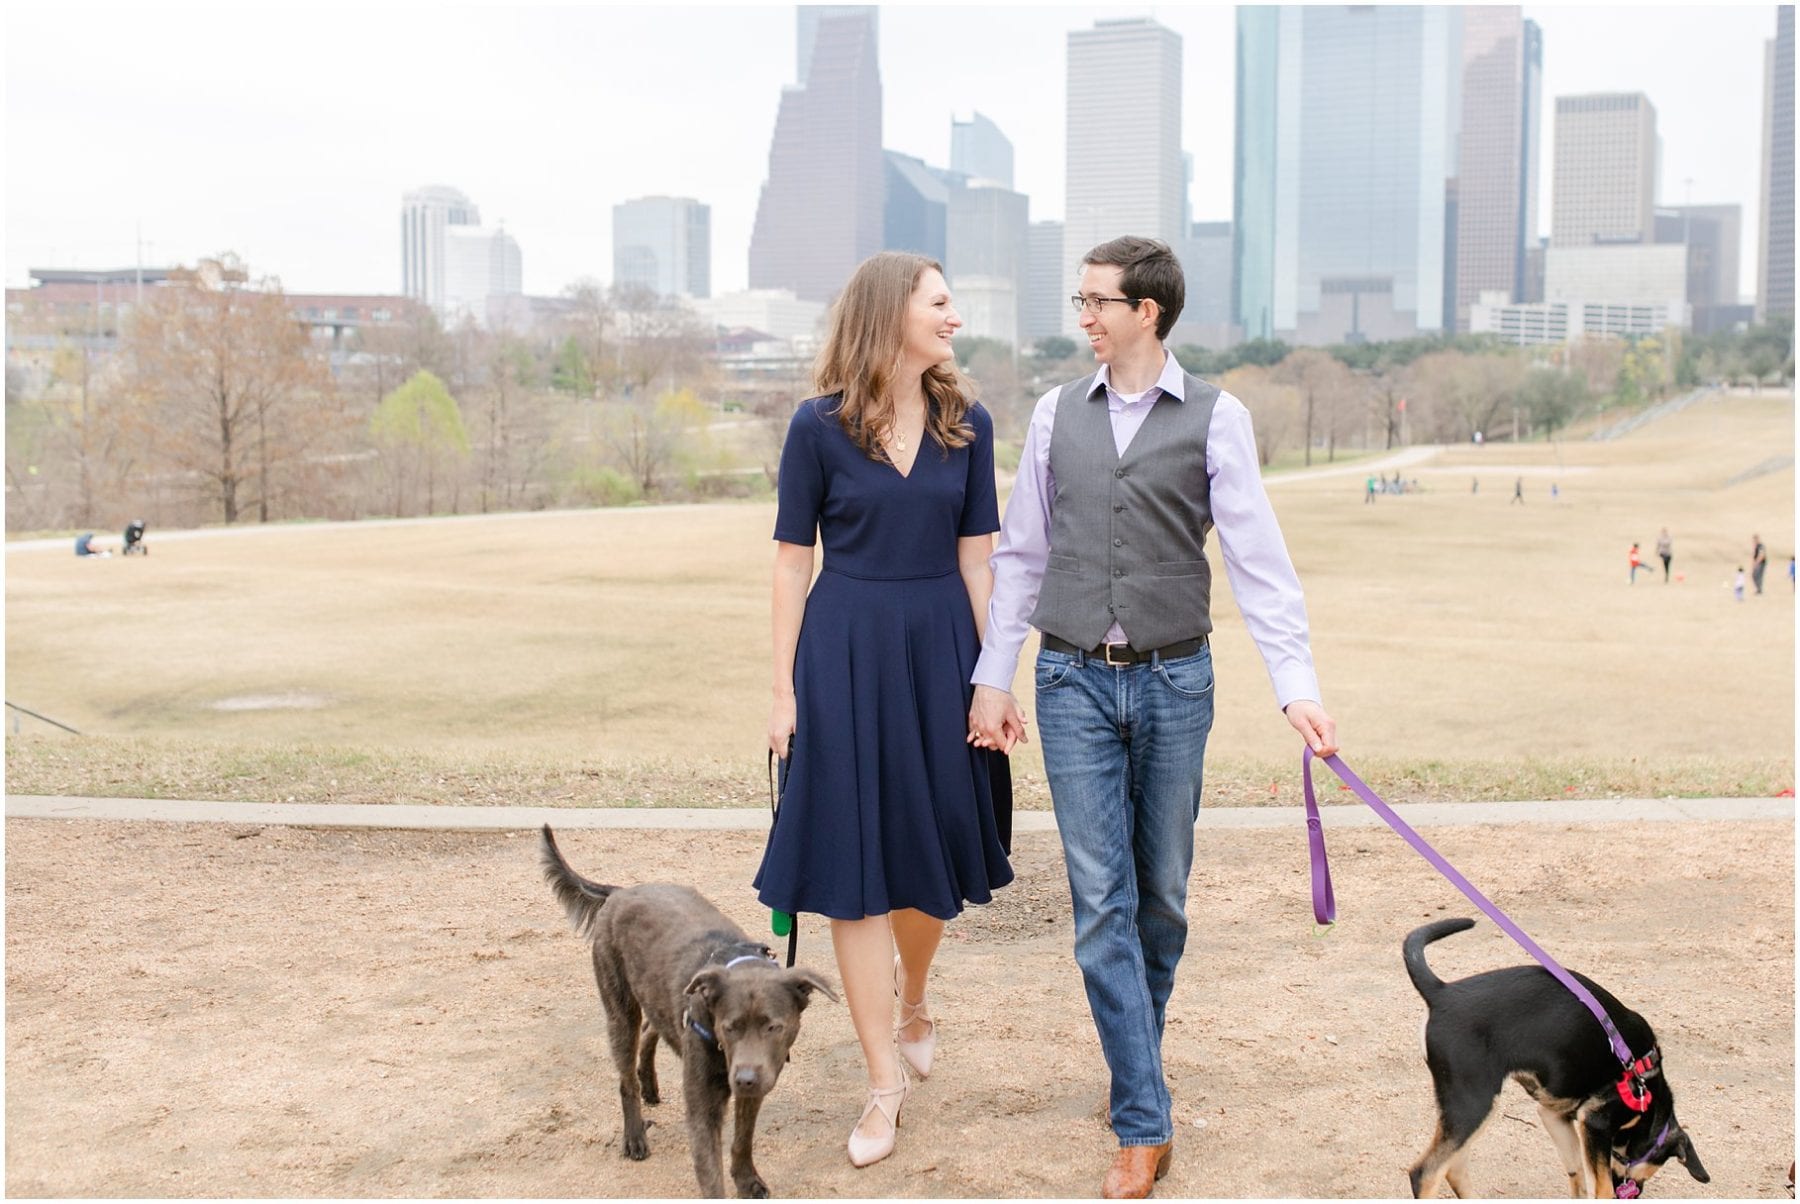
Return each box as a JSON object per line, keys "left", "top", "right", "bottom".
{"left": 121, "top": 520, "right": 148, "bottom": 556}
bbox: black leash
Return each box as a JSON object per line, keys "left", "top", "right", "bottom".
{"left": 767, "top": 739, "right": 798, "bottom": 968}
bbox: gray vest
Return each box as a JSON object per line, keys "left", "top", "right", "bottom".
{"left": 1029, "top": 371, "right": 1220, "bottom": 650}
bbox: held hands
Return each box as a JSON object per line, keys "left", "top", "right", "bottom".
{"left": 769, "top": 693, "right": 797, "bottom": 759}
{"left": 1284, "top": 699, "right": 1339, "bottom": 757}
{"left": 967, "top": 684, "right": 1030, "bottom": 754}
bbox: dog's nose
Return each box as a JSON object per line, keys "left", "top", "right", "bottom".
{"left": 733, "top": 1067, "right": 762, "bottom": 1093}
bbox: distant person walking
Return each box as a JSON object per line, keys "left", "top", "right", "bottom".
{"left": 1628, "top": 543, "right": 1650, "bottom": 584}
{"left": 1511, "top": 477, "right": 1524, "bottom": 505}
{"left": 1656, "top": 528, "right": 1673, "bottom": 582}
{"left": 1788, "top": 556, "right": 1795, "bottom": 591}
{"left": 1734, "top": 567, "right": 1747, "bottom": 601}
{"left": 1751, "top": 534, "right": 1767, "bottom": 594}
{"left": 1365, "top": 473, "right": 1377, "bottom": 504}
{"left": 1471, "top": 477, "right": 1479, "bottom": 495}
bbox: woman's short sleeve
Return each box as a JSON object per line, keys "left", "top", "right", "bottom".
{"left": 773, "top": 402, "right": 825, "bottom": 545}
{"left": 958, "top": 403, "right": 1001, "bottom": 537}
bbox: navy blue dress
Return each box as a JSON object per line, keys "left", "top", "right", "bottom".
{"left": 755, "top": 395, "right": 1015, "bottom": 921}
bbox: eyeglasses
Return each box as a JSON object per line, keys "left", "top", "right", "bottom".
{"left": 1070, "top": 294, "right": 1144, "bottom": 314}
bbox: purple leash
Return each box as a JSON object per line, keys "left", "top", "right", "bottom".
{"left": 1302, "top": 748, "right": 1640, "bottom": 1071}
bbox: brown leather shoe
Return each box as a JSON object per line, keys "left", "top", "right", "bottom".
{"left": 1101, "top": 1141, "right": 1173, "bottom": 1199}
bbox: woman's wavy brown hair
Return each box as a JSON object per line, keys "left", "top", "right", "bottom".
{"left": 813, "top": 251, "right": 977, "bottom": 460}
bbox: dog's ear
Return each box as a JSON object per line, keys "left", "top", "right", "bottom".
{"left": 685, "top": 967, "right": 727, "bottom": 1009}
{"left": 1676, "top": 1130, "right": 1709, "bottom": 1183}
{"left": 783, "top": 967, "right": 839, "bottom": 1008}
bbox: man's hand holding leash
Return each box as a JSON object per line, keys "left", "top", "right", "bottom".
{"left": 1284, "top": 699, "right": 1338, "bottom": 757}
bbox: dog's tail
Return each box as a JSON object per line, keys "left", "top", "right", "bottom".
{"left": 539, "top": 824, "right": 619, "bottom": 941}
{"left": 1402, "top": 917, "right": 1476, "bottom": 1000}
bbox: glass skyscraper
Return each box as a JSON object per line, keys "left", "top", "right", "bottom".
{"left": 1233, "top": 6, "right": 1463, "bottom": 344}
{"left": 1758, "top": 4, "right": 1794, "bottom": 321}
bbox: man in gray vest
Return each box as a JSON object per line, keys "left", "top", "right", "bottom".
{"left": 969, "top": 236, "right": 1337, "bottom": 1198}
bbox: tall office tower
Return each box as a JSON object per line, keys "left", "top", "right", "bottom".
{"left": 883, "top": 150, "right": 952, "bottom": 262}
{"left": 1064, "top": 17, "right": 1183, "bottom": 335}
{"left": 442, "top": 226, "right": 522, "bottom": 329}
{"left": 1758, "top": 4, "right": 1794, "bottom": 320}
{"left": 797, "top": 5, "right": 871, "bottom": 85}
{"left": 401, "top": 185, "right": 480, "bottom": 314}
{"left": 946, "top": 180, "right": 1030, "bottom": 344}
{"left": 1023, "top": 220, "right": 1066, "bottom": 346}
{"left": 1453, "top": 7, "right": 1533, "bottom": 333}
{"left": 951, "top": 111, "right": 1014, "bottom": 189}
{"left": 749, "top": 7, "right": 882, "bottom": 303}
{"left": 1233, "top": 7, "right": 1462, "bottom": 345}
{"left": 612, "top": 196, "right": 711, "bottom": 299}
{"left": 1550, "top": 93, "right": 1657, "bottom": 246}
{"left": 1516, "top": 19, "right": 1543, "bottom": 299}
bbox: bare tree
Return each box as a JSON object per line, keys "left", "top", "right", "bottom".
{"left": 1220, "top": 364, "right": 1301, "bottom": 467}
{"left": 125, "top": 256, "right": 332, "bottom": 524}
{"left": 1273, "top": 348, "right": 1353, "bottom": 465}
{"left": 471, "top": 334, "right": 550, "bottom": 512}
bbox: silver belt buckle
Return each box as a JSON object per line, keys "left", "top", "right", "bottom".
{"left": 1103, "top": 642, "right": 1132, "bottom": 666}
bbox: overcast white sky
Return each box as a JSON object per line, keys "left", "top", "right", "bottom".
{"left": 4, "top": 4, "right": 1783, "bottom": 302}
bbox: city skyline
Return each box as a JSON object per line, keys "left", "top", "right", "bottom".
{"left": 5, "top": 5, "right": 1783, "bottom": 305}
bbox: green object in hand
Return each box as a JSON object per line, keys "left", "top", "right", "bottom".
{"left": 771, "top": 910, "right": 793, "bottom": 937}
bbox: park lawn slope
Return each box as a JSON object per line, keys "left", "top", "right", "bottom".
{"left": 7, "top": 390, "right": 1792, "bottom": 807}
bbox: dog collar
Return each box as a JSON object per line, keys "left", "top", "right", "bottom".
{"left": 1614, "top": 1120, "right": 1676, "bottom": 1198}
{"left": 683, "top": 1007, "right": 718, "bottom": 1047}
{"left": 724, "top": 953, "right": 772, "bottom": 970}
{"left": 1614, "top": 1048, "right": 1662, "bottom": 1112}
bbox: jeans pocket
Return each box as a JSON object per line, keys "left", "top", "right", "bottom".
{"left": 1153, "top": 650, "right": 1214, "bottom": 699}
{"left": 1035, "top": 651, "right": 1076, "bottom": 693}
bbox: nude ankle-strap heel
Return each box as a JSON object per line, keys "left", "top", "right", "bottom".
{"left": 847, "top": 1077, "right": 909, "bottom": 1167}
{"left": 893, "top": 953, "right": 937, "bottom": 1079}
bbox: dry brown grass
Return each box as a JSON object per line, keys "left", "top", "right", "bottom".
{"left": 6, "top": 390, "right": 1792, "bottom": 806}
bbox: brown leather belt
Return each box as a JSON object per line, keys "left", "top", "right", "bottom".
{"left": 1041, "top": 633, "right": 1208, "bottom": 666}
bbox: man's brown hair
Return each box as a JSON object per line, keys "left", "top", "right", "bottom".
{"left": 1081, "top": 236, "right": 1185, "bottom": 340}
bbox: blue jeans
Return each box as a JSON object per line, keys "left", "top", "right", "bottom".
{"left": 1034, "top": 644, "right": 1215, "bottom": 1145}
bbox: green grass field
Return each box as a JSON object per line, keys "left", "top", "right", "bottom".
{"left": 6, "top": 390, "right": 1792, "bottom": 808}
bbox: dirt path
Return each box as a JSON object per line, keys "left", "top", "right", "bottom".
{"left": 5, "top": 817, "right": 1791, "bottom": 1198}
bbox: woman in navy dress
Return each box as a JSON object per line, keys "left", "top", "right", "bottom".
{"left": 756, "top": 252, "right": 1013, "bottom": 1168}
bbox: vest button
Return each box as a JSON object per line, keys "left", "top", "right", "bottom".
{"left": 1114, "top": 504, "right": 1125, "bottom": 513}
{"left": 1114, "top": 468, "right": 1125, "bottom": 478}
{"left": 1113, "top": 569, "right": 1123, "bottom": 578}
{"left": 1113, "top": 538, "right": 1123, "bottom": 547}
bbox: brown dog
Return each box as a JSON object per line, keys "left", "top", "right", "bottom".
{"left": 540, "top": 825, "right": 836, "bottom": 1198}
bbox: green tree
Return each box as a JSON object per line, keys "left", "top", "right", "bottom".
{"left": 551, "top": 335, "right": 594, "bottom": 396}
{"left": 371, "top": 369, "right": 470, "bottom": 515}
{"left": 1614, "top": 337, "right": 1667, "bottom": 406}
{"left": 1521, "top": 368, "right": 1586, "bottom": 439}
{"left": 1031, "top": 335, "right": 1078, "bottom": 361}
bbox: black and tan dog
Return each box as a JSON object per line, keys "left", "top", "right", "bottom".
{"left": 540, "top": 825, "right": 836, "bottom": 1199}
{"left": 1403, "top": 918, "right": 1708, "bottom": 1199}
